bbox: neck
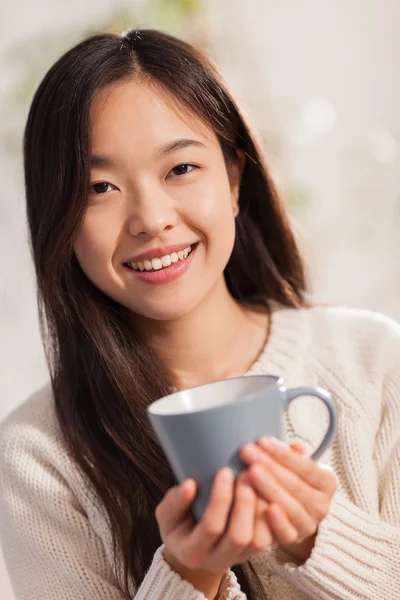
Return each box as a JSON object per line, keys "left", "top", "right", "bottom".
{"left": 133, "top": 279, "right": 269, "bottom": 389}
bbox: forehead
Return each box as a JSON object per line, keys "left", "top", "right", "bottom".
{"left": 89, "top": 78, "right": 217, "bottom": 150}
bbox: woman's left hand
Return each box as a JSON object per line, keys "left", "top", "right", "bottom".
{"left": 239, "top": 437, "right": 338, "bottom": 563}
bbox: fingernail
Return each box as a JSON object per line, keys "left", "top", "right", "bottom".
{"left": 219, "top": 467, "right": 234, "bottom": 483}
{"left": 290, "top": 442, "right": 306, "bottom": 454}
{"left": 178, "top": 480, "right": 188, "bottom": 494}
{"left": 263, "top": 436, "right": 287, "bottom": 449}
{"left": 179, "top": 478, "right": 195, "bottom": 497}
{"left": 241, "top": 443, "right": 257, "bottom": 456}
{"left": 241, "top": 443, "right": 253, "bottom": 452}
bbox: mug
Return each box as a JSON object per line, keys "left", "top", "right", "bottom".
{"left": 148, "top": 374, "right": 337, "bottom": 521}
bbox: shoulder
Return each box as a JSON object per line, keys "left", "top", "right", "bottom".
{"left": 300, "top": 305, "right": 400, "bottom": 415}
{"left": 0, "top": 383, "right": 63, "bottom": 467}
{"left": 301, "top": 304, "right": 400, "bottom": 365}
{"left": 270, "top": 303, "right": 400, "bottom": 413}
{"left": 302, "top": 303, "right": 400, "bottom": 335}
{"left": 1, "top": 382, "right": 57, "bottom": 433}
{"left": 0, "top": 383, "right": 88, "bottom": 507}
{"left": 274, "top": 302, "right": 400, "bottom": 359}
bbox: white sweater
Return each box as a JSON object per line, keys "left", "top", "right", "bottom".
{"left": 1, "top": 304, "right": 400, "bottom": 600}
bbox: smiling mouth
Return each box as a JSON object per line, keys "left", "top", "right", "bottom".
{"left": 124, "top": 245, "right": 195, "bottom": 272}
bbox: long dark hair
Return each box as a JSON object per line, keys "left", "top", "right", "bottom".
{"left": 24, "top": 28, "right": 308, "bottom": 599}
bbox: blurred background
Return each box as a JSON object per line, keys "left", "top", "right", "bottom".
{"left": 1, "top": 0, "right": 399, "bottom": 597}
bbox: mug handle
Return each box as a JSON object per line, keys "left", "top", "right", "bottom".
{"left": 284, "top": 387, "right": 337, "bottom": 460}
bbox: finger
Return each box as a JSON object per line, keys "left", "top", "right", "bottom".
{"left": 241, "top": 441, "right": 307, "bottom": 462}
{"left": 156, "top": 479, "right": 197, "bottom": 536}
{"left": 247, "top": 464, "right": 317, "bottom": 540}
{"left": 240, "top": 497, "right": 274, "bottom": 560}
{"left": 214, "top": 472, "right": 257, "bottom": 563}
{"left": 240, "top": 443, "right": 328, "bottom": 521}
{"left": 187, "top": 467, "right": 235, "bottom": 558}
{"left": 258, "top": 437, "right": 337, "bottom": 494}
{"left": 266, "top": 502, "right": 299, "bottom": 545}
{"left": 252, "top": 498, "right": 275, "bottom": 549}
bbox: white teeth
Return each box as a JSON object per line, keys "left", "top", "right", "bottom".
{"left": 128, "top": 245, "right": 193, "bottom": 271}
{"left": 152, "top": 258, "right": 162, "bottom": 270}
{"left": 161, "top": 254, "right": 172, "bottom": 267}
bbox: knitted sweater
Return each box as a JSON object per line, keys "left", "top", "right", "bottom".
{"left": 1, "top": 304, "right": 400, "bottom": 600}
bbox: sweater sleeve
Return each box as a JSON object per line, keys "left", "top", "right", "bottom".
{"left": 142, "top": 548, "right": 245, "bottom": 600}
{"left": 262, "top": 317, "right": 400, "bottom": 600}
{"left": 266, "top": 491, "right": 400, "bottom": 599}
{"left": 0, "top": 417, "right": 244, "bottom": 600}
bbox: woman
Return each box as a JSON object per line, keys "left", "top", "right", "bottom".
{"left": 0, "top": 28, "right": 399, "bottom": 600}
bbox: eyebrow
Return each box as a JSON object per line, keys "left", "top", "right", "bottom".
{"left": 155, "top": 138, "right": 206, "bottom": 159}
{"left": 90, "top": 154, "right": 120, "bottom": 168}
{"left": 90, "top": 138, "right": 206, "bottom": 168}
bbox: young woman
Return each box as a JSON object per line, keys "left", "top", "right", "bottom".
{"left": 0, "top": 28, "right": 399, "bottom": 600}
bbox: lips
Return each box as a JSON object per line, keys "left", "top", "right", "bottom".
{"left": 126, "top": 245, "right": 192, "bottom": 272}
{"left": 123, "top": 243, "right": 198, "bottom": 285}
{"left": 124, "top": 242, "right": 197, "bottom": 265}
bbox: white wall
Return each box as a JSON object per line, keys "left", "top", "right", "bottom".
{"left": 1, "top": 1, "right": 399, "bottom": 598}
{"left": 209, "top": 0, "right": 400, "bottom": 318}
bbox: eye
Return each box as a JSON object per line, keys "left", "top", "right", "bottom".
{"left": 168, "top": 163, "right": 198, "bottom": 178}
{"left": 89, "top": 181, "right": 116, "bottom": 194}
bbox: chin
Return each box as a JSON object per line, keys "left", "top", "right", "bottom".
{"left": 131, "top": 302, "right": 197, "bottom": 322}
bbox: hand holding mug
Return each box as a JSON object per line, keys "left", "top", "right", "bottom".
{"left": 240, "top": 437, "right": 338, "bottom": 561}
{"left": 156, "top": 466, "right": 273, "bottom": 580}
{"left": 156, "top": 437, "right": 338, "bottom": 593}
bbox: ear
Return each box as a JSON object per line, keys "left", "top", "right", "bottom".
{"left": 228, "top": 149, "right": 246, "bottom": 217}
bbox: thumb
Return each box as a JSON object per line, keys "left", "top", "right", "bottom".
{"left": 156, "top": 479, "right": 197, "bottom": 535}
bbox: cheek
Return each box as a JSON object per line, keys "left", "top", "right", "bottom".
{"left": 73, "top": 211, "right": 119, "bottom": 282}
{"left": 183, "top": 176, "right": 236, "bottom": 252}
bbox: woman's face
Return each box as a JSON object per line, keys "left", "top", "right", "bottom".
{"left": 74, "top": 79, "right": 243, "bottom": 321}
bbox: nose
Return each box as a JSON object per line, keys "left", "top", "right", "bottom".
{"left": 126, "top": 185, "right": 178, "bottom": 238}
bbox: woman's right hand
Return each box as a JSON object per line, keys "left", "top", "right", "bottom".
{"left": 155, "top": 467, "right": 275, "bottom": 578}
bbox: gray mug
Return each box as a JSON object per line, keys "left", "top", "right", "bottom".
{"left": 148, "top": 374, "right": 337, "bottom": 521}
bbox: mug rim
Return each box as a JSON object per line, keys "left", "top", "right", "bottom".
{"left": 147, "top": 374, "right": 283, "bottom": 416}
